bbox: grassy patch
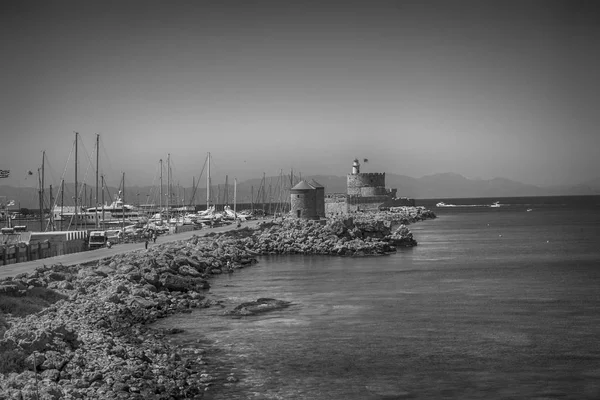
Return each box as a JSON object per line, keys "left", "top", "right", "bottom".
{"left": 0, "top": 313, "right": 9, "bottom": 336}
{"left": 0, "top": 349, "right": 27, "bottom": 374}
{"left": 0, "top": 287, "right": 67, "bottom": 317}
{"left": 0, "top": 287, "right": 69, "bottom": 373}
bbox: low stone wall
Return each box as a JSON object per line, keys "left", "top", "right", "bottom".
{"left": 31, "top": 232, "right": 88, "bottom": 257}
{"left": 1, "top": 242, "right": 52, "bottom": 266}
{"left": 173, "top": 225, "right": 196, "bottom": 234}
{"left": 325, "top": 201, "right": 347, "bottom": 218}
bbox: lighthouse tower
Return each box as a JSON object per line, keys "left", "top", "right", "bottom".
{"left": 347, "top": 158, "right": 386, "bottom": 197}
{"left": 352, "top": 158, "right": 360, "bottom": 175}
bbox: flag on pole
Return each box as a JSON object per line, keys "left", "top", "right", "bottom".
{"left": 0, "top": 169, "right": 10, "bottom": 178}
{"left": 363, "top": 158, "right": 369, "bottom": 163}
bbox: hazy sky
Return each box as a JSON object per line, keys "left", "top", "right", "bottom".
{"left": 1, "top": 0, "right": 599, "bottom": 190}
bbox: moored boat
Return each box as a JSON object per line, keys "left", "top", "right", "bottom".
{"left": 53, "top": 193, "right": 144, "bottom": 227}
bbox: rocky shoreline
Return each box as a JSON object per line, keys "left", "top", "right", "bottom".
{"left": 0, "top": 210, "right": 435, "bottom": 399}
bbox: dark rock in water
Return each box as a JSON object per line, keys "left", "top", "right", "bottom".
{"left": 227, "top": 298, "right": 291, "bottom": 317}
{"left": 388, "top": 237, "right": 418, "bottom": 247}
{"left": 162, "top": 327, "right": 185, "bottom": 335}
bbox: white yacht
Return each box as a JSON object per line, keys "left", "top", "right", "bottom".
{"left": 53, "top": 193, "right": 143, "bottom": 226}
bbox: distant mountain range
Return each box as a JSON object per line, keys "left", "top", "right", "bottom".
{"left": 2, "top": 173, "right": 599, "bottom": 210}
{"left": 300, "top": 173, "right": 600, "bottom": 199}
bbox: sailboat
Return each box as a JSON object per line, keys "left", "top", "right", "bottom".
{"left": 52, "top": 134, "right": 142, "bottom": 228}
{"left": 189, "top": 152, "right": 222, "bottom": 226}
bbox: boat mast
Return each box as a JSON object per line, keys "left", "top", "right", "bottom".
{"left": 74, "top": 132, "right": 78, "bottom": 231}
{"left": 60, "top": 179, "right": 64, "bottom": 231}
{"left": 289, "top": 168, "right": 294, "bottom": 211}
{"left": 262, "top": 172, "right": 266, "bottom": 214}
{"left": 192, "top": 176, "right": 195, "bottom": 208}
{"left": 278, "top": 169, "right": 283, "bottom": 215}
{"left": 159, "top": 159, "right": 163, "bottom": 219}
{"left": 101, "top": 175, "right": 105, "bottom": 225}
{"left": 39, "top": 150, "right": 45, "bottom": 231}
{"left": 167, "top": 153, "right": 170, "bottom": 223}
{"left": 49, "top": 184, "right": 54, "bottom": 231}
{"left": 206, "top": 152, "right": 211, "bottom": 210}
{"left": 217, "top": 184, "right": 221, "bottom": 210}
{"left": 121, "top": 172, "right": 125, "bottom": 233}
{"left": 38, "top": 168, "right": 42, "bottom": 230}
{"left": 234, "top": 178, "right": 237, "bottom": 218}
{"left": 225, "top": 175, "right": 228, "bottom": 206}
{"left": 268, "top": 178, "right": 272, "bottom": 215}
{"left": 95, "top": 133, "right": 99, "bottom": 228}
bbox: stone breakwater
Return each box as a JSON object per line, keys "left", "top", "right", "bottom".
{"left": 0, "top": 211, "right": 435, "bottom": 399}
{"left": 351, "top": 207, "right": 437, "bottom": 226}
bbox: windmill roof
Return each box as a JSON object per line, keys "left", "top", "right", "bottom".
{"left": 291, "top": 180, "right": 315, "bottom": 190}
{"left": 310, "top": 179, "right": 324, "bottom": 188}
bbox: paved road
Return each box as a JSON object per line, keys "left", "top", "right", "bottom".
{"left": 0, "top": 220, "right": 261, "bottom": 279}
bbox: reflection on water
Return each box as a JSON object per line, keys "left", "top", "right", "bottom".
{"left": 155, "top": 204, "right": 600, "bottom": 399}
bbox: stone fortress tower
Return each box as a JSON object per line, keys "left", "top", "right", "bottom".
{"left": 347, "top": 159, "right": 388, "bottom": 197}
{"left": 325, "top": 158, "right": 412, "bottom": 216}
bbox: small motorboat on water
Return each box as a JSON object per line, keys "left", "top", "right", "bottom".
{"left": 490, "top": 201, "right": 501, "bottom": 208}
{"left": 526, "top": 208, "right": 533, "bottom": 212}
{"left": 436, "top": 202, "right": 456, "bottom": 207}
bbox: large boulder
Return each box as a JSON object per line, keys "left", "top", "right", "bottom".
{"left": 178, "top": 265, "right": 202, "bottom": 277}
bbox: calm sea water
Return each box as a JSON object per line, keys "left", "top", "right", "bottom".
{"left": 156, "top": 196, "right": 600, "bottom": 400}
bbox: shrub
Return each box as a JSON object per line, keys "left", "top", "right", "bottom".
{"left": 0, "top": 288, "right": 67, "bottom": 317}
{"left": 27, "top": 286, "right": 67, "bottom": 303}
{"left": 0, "top": 349, "right": 27, "bottom": 374}
{"left": 0, "top": 313, "right": 9, "bottom": 336}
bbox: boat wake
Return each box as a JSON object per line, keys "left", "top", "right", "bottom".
{"left": 436, "top": 202, "right": 489, "bottom": 208}
{"left": 436, "top": 201, "right": 504, "bottom": 208}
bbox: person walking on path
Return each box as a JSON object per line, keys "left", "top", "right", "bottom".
{"left": 152, "top": 233, "right": 157, "bottom": 243}
{"left": 145, "top": 239, "right": 149, "bottom": 249}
